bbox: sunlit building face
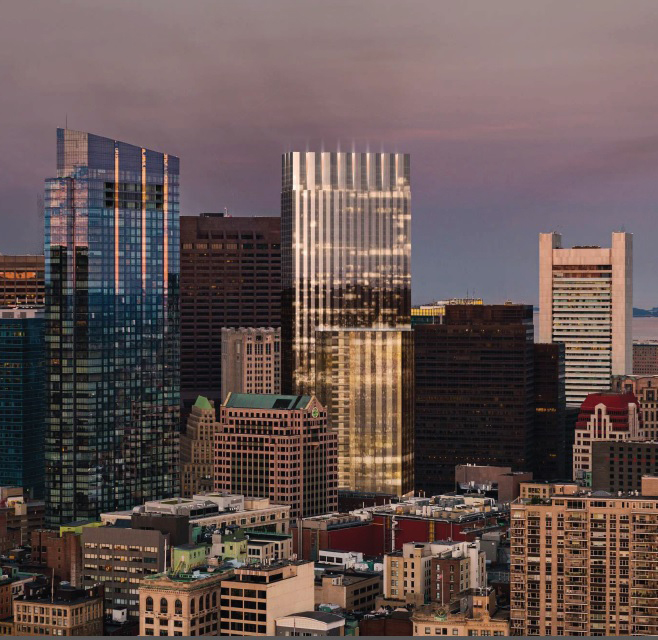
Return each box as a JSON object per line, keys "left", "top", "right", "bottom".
{"left": 281, "top": 151, "right": 413, "bottom": 495}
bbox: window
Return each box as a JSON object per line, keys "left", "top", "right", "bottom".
{"left": 146, "top": 597, "right": 153, "bottom": 612}
{"left": 160, "top": 598, "right": 168, "bottom": 614}
{"left": 175, "top": 599, "right": 182, "bottom": 615}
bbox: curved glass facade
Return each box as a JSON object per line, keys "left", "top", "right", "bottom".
{"left": 45, "top": 129, "right": 180, "bottom": 526}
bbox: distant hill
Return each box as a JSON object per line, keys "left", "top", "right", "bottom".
{"left": 634, "top": 308, "right": 658, "bottom": 317}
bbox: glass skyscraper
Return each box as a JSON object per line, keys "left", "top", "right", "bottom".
{"left": 281, "top": 151, "right": 413, "bottom": 495}
{"left": 44, "top": 129, "right": 180, "bottom": 526}
{"left": 0, "top": 309, "right": 45, "bottom": 498}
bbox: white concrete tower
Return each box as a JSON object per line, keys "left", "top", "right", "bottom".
{"left": 539, "top": 232, "right": 632, "bottom": 406}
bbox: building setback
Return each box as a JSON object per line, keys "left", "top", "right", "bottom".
{"left": 0, "top": 309, "right": 45, "bottom": 497}
{"left": 44, "top": 128, "right": 180, "bottom": 526}
{"left": 539, "top": 232, "right": 633, "bottom": 405}
{"left": 180, "top": 214, "right": 281, "bottom": 405}
{"left": 214, "top": 393, "right": 338, "bottom": 520}
{"left": 281, "top": 151, "right": 413, "bottom": 496}
{"left": 414, "top": 304, "right": 536, "bottom": 494}
{"left": 0, "top": 255, "right": 45, "bottom": 308}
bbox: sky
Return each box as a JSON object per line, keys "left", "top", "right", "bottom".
{"left": 1, "top": 0, "right": 658, "bottom": 306}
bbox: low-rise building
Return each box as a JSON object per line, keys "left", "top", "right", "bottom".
{"left": 0, "top": 488, "right": 44, "bottom": 552}
{"left": 314, "top": 567, "right": 381, "bottom": 612}
{"left": 139, "top": 567, "right": 232, "bottom": 637}
{"left": 275, "top": 611, "right": 345, "bottom": 636}
{"left": 455, "top": 465, "right": 533, "bottom": 503}
{"left": 13, "top": 579, "right": 103, "bottom": 636}
{"left": 81, "top": 525, "right": 168, "bottom": 620}
{"left": 210, "top": 528, "right": 292, "bottom": 565}
{"left": 359, "top": 609, "right": 413, "bottom": 636}
{"left": 102, "top": 493, "right": 290, "bottom": 535}
{"left": 518, "top": 481, "right": 579, "bottom": 501}
{"left": 383, "top": 540, "right": 486, "bottom": 607}
{"left": 30, "top": 529, "right": 82, "bottom": 586}
{"left": 411, "top": 588, "right": 509, "bottom": 636}
{"left": 219, "top": 561, "right": 314, "bottom": 636}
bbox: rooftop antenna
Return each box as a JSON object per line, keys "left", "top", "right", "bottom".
{"left": 65, "top": 114, "right": 68, "bottom": 130}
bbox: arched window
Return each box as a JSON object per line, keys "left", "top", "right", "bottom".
{"left": 205, "top": 594, "right": 210, "bottom": 610}
{"left": 211, "top": 592, "right": 217, "bottom": 608}
{"left": 175, "top": 599, "right": 182, "bottom": 615}
{"left": 160, "top": 598, "right": 168, "bottom": 614}
{"left": 190, "top": 598, "right": 195, "bottom": 614}
{"left": 199, "top": 595, "right": 204, "bottom": 611}
{"left": 145, "top": 597, "right": 153, "bottom": 612}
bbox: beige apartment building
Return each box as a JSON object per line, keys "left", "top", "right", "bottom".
{"left": 383, "top": 541, "right": 486, "bottom": 607}
{"left": 614, "top": 374, "right": 658, "bottom": 440}
{"left": 219, "top": 561, "right": 314, "bottom": 635}
{"left": 412, "top": 588, "right": 509, "bottom": 636}
{"left": 180, "top": 396, "right": 216, "bottom": 497}
{"left": 13, "top": 583, "right": 103, "bottom": 636}
{"left": 221, "top": 327, "right": 280, "bottom": 400}
{"left": 314, "top": 569, "right": 381, "bottom": 612}
{"left": 539, "top": 232, "right": 632, "bottom": 406}
{"left": 139, "top": 568, "right": 232, "bottom": 636}
{"left": 511, "top": 476, "right": 658, "bottom": 636}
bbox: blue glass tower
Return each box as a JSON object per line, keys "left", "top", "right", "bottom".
{"left": 0, "top": 309, "right": 45, "bottom": 498}
{"left": 44, "top": 129, "right": 180, "bottom": 526}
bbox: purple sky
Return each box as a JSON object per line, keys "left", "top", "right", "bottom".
{"left": 2, "top": 0, "right": 658, "bottom": 306}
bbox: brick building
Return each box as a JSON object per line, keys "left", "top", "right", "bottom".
{"left": 30, "top": 529, "right": 82, "bottom": 586}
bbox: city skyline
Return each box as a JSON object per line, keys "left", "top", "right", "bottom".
{"left": 2, "top": 1, "right": 658, "bottom": 307}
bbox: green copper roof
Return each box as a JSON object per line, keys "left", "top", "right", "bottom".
{"left": 224, "top": 393, "right": 312, "bottom": 410}
{"left": 194, "top": 395, "right": 213, "bottom": 410}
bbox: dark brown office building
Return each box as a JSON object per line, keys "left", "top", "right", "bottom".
{"left": 634, "top": 342, "right": 658, "bottom": 375}
{"left": 533, "top": 343, "right": 567, "bottom": 480}
{"left": 414, "top": 305, "right": 536, "bottom": 495}
{"left": 0, "top": 255, "right": 44, "bottom": 307}
{"left": 591, "top": 440, "right": 658, "bottom": 493}
{"left": 180, "top": 214, "right": 281, "bottom": 405}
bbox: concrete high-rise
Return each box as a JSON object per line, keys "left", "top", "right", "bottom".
{"left": 180, "top": 214, "right": 281, "bottom": 405}
{"left": 44, "top": 129, "right": 180, "bottom": 526}
{"left": 281, "top": 151, "right": 413, "bottom": 495}
{"left": 539, "top": 232, "right": 632, "bottom": 405}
